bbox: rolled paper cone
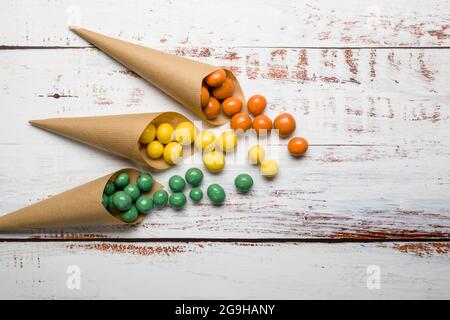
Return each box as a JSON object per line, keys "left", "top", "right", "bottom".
{"left": 0, "top": 168, "right": 163, "bottom": 231}
{"left": 70, "top": 26, "right": 246, "bottom": 126}
{"left": 29, "top": 112, "right": 196, "bottom": 170}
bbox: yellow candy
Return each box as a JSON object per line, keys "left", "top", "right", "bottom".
{"left": 174, "top": 121, "right": 196, "bottom": 146}
{"left": 248, "top": 144, "right": 266, "bottom": 164}
{"left": 217, "top": 130, "right": 237, "bottom": 153}
{"left": 203, "top": 150, "right": 225, "bottom": 173}
{"left": 163, "top": 142, "right": 183, "bottom": 164}
{"left": 195, "top": 130, "right": 217, "bottom": 152}
{"left": 260, "top": 159, "right": 278, "bottom": 177}
{"left": 156, "top": 123, "right": 174, "bottom": 144}
{"left": 139, "top": 123, "right": 156, "bottom": 144}
{"left": 146, "top": 140, "right": 164, "bottom": 159}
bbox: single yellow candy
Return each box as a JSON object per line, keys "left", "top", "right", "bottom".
{"left": 156, "top": 123, "right": 174, "bottom": 144}
{"left": 174, "top": 121, "right": 196, "bottom": 146}
{"left": 146, "top": 140, "right": 164, "bottom": 159}
{"left": 248, "top": 144, "right": 266, "bottom": 164}
{"left": 163, "top": 142, "right": 183, "bottom": 164}
{"left": 195, "top": 130, "right": 217, "bottom": 152}
{"left": 217, "top": 130, "right": 237, "bottom": 153}
{"left": 203, "top": 150, "right": 225, "bottom": 173}
{"left": 139, "top": 123, "right": 156, "bottom": 144}
{"left": 260, "top": 159, "right": 278, "bottom": 177}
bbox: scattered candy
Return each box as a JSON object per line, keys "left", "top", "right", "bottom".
{"left": 274, "top": 113, "right": 296, "bottom": 137}
{"left": 288, "top": 137, "right": 309, "bottom": 156}
{"left": 153, "top": 189, "right": 169, "bottom": 208}
{"left": 163, "top": 141, "right": 183, "bottom": 164}
{"left": 139, "top": 123, "right": 156, "bottom": 144}
{"left": 169, "top": 175, "right": 186, "bottom": 192}
{"left": 135, "top": 195, "right": 154, "bottom": 214}
{"left": 217, "top": 130, "right": 238, "bottom": 153}
{"left": 260, "top": 159, "right": 279, "bottom": 178}
{"left": 212, "top": 78, "right": 234, "bottom": 100}
{"left": 200, "top": 86, "right": 210, "bottom": 107}
{"left": 205, "top": 69, "right": 227, "bottom": 87}
{"left": 234, "top": 174, "right": 254, "bottom": 192}
{"left": 112, "top": 191, "right": 133, "bottom": 211}
{"left": 189, "top": 187, "right": 203, "bottom": 202}
{"left": 248, "top": 144, "right": 266, "bottom": 164}
{"left": 120, "top": 205, "right": 139, "bottom": 223}
{"left": 114, "top": 172, "right": 130, "bottom": 189}
{"left": 207, "top": 184, "right": 226, "bottom": 205}
{"left": 252, "top": 114, "right": 272, "bottom": 135}
{"left": 169, "top": 192, "right": 187, "bottom": 209}
{"left": 146, "top": 140, "right": 164, "bottom": 159}
{"left": 230, "top": 112, "right": 252, "bottom": 132}
{"left": 195, "top": 130, "right": 217, "bottom": 152}
{"left": 174, "top": 121, "right": 196, "bottom": 146}
{"left": 247, "top": 95, "right": 266, "bottom": 116}
{"left": 137, "top": 173, "right": 154, "bottom": 192}
{"left": 123, "top": 183, "right": 141, "bottom": 201}
{"left": 222, "top": 97, "right": 242, "bottom": 116}
{"left": 203, "top": 150, "right": 225, "bottom": 173}
{"left": 185, "top": 168, "right": 204, "bottom": 186}
{"left": 104, "top": 180, "right": 115, "bottom": 196}
{"left": 203, "top": 97, "right": 220, "bottom": 120}
{"left": 156, "top": 123, "right": 174, "bottom": 144}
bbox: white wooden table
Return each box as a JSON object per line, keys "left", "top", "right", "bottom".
{"left": 0, "top": 0, "right": 449, "bottom": 299}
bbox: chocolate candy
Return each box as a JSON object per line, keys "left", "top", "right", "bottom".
{"left": 189, "top": 187, "right": 203, "bottom": 202}
{"left": 207, "top": 184, "right": 225, "bottom": 205}
{"left": 153, "top": 189, "right": 169, "bottom": 208}
{"left": 123, "top": 184, "right": 140, "bottom": 201}
{"left": 112, "top": 191, "right": 132, "bottom": 212}
{"left": 169, "top": 175, "right": 186, "bottom": 192}
{"left": 234, "top": 174, "right": 254, "bottom": 192}
{"left": 102, "top": 194, "right": 109, "bottom": 209}
{"left": 115, "top": 172, "right": 130, "bottom": 190}
{"left": 185, "top": 168, "right": 203, "bottom": 186}
{"left": 169, "top": 192, "right": 187, "bottom": 209}
{"left": 120, "top": 205, "right": 139, "bottom": 223}
{"left": 135, "top": 195, "right": 154, "bottom": 214}
{"left": 137, "top": 173, "right": 154, "bottom": 192}
{"left": 104, "top": 180, "right": 115, "bottom": 196}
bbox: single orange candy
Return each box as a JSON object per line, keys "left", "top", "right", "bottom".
{"left": 247, "top": 95, "right": 267, "bottom": 116}
{"left": 230, "top": 113, "right": 252, "bottom": 132}
{"left": 203, "top": 97, "right": 220, "bottom": 120}
{"left": 205, "top": 69, "right": 227, "bottom": 87}
{"left": 200, "top": 86, "right": 210, "bottom": 107}
{"left": 252, "top": 114, "right": 272, "bottom": 135}
{"left": 288, "top": 137, "right": 308, "bottom": 156}
{"left": 212, "top": 78, "right": 234, "bottom": 100}
{"left": 222, "top": 97, "right": 242, "bottom": 116}
{"left": 274, "top": 113, "right": 296, "bottom": 137}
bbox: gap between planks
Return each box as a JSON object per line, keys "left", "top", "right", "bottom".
{"left": 2, "top": 46, "right": 450, "bottom": 50}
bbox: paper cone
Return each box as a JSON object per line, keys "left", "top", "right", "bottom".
{"left": 70, "top": 26, "right": 246, "bottom": 126}
{"left": 30, "top": 112, "right": 195, "bottom": 170}
{"left": 0, "top": 168, "right": 163, "bottom": 231}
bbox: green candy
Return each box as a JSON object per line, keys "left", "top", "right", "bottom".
{"left": 137, "top": 173, "right": 154, "bottom": 192}
{"left": 185, "top": 168, "right": 204, "bottom": 187}
{"left": 153, "top": 189, "right": 169, "bottom": 208}
{"left": 207, "top": 184, "right": 226, "bottom": 205}
{"left": 169, "top": 175, "right": 186, "bottom": 192}
{"left": 123, "top": 183, "right": 141, "bottom": 201}
{"left": 234, "top": 173, "right": 254, "bottom": 192}
{"left": 189, "top": 187, "right": 203, "bottom": 202}
{"left": 136, "top": 195, "right": 154, "bottom": 214}
{"left": 107, "top": 196, "right": 116, "bottom": 212}
{"left": 120, "top": 205, "right": 139, "bottom": 223}
{"left": 104, "top": 180, "right": 115, "bottom": 196}
{"left": 102, "top": 194, "right": 109, "bottom": 209}
{"left": 169, "top": 192, "right": 187, "bottom": 209}
{"left": 112, "top": 191, "right": 132, "bottom": 212}
{"left": 114, "top": 172, "right": 130, "bottom": 190}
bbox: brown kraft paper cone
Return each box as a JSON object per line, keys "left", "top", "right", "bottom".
{"left": 29, "top": 112, "right": 195, "bottom": 170}
{"left": 70, "top": 26, "right": 246, "bottom": 126}
{"left": 0, "top": 168, "right": 163, "bottom": 231}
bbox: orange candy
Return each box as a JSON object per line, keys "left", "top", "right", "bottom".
{"left": 203, "top": 97, "right": 220, "bottom": 120}
{"left": 252, "top": 114, "right": 272, "bottom": 134}
{"left": 247, "top": 95, "right": 267, "bottom": 116}
{"left": 222, "top": 97, "right": 242, "bottom": 116}
{"left": 274, "top": 113, "right": 296, "bottom": 137}
{"left": 205, "top": 69, "right": 227, "bottom": 87}
{"left": 200, "top": 86, "right": 210, "bottom": 107}
{"left": 230, "top": 113, "right": 252, "bottom": 132}
{"left": 288, "top": 137, "right": 308, "bottom": 156}
{"left": 212, "top": 78, "right": 234, "bottom": 100}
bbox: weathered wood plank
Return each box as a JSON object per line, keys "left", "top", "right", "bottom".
{"left": 0, "top": 0, "right": 449, "bottom": 48}
{"left": 0, "top": 241, "right": 449, "bottom": 299}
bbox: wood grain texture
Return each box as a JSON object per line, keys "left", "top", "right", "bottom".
{"left": 1, "top": 0, "right": 449, "bottom": 48}
{"left": 0, "top": 241, "right": 449, "bottom": 299}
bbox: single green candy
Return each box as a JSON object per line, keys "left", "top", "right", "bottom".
{"left": 153, "top": 189, "right": 169, "bottom": 208}
{"left": 104, "top": 180, "right": 115, "bottom": 196}
{"left": 185, "top": 168, "right": 204, "bottom": 187}
{"left": 114, "top": 172, "right": 129, "bottom": 190}
{"left": 169, "top": 192, "right": 187, "bottom": 209}
{"left": 123, "top": 183, "right": 141, "bottom": 201}
{"left": 107, "top": 195, "right": 116, "bottom": 212}
{"left": 120, "top": 205, "right": 139, "bottom": 223}
{"left": 234, "top": 173, "right": 254, "bottom": 192}
{"left": 137, "top": 173, "right": 154, "bottom": 192}
{"left": 136, "top": 195, "right": 154, "bottom": 214}
{"left": 169, "top": 175, "right": 186, "bottom": 192}
{"left": 112, "top": 191, "right": 132, "bottom": 212}
{"left": 102, "top": 194, "right": 109, "bottom": 209}
{"left": 189, "top": 187, "right": 203, "bottom": 202}
{"left": 207, "top": 184, "right": 226, "bottom": 205}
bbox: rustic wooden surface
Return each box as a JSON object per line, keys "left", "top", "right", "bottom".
{"left": 0, "top": 0, "right": 449, "bottom": 299}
